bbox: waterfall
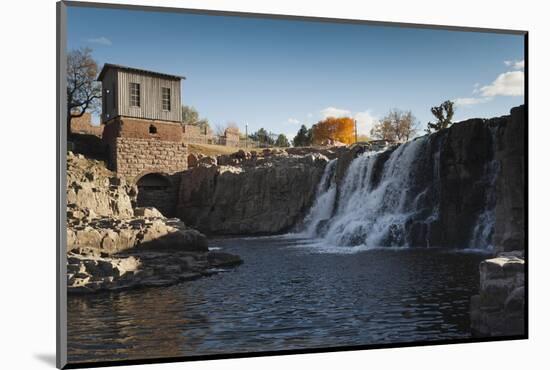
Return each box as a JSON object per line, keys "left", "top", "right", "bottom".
{"left": 299, "top": 125, "right": 499, "bottom": 251}
{"left": 298, "top": 159, "right": 338, "bottom": 238}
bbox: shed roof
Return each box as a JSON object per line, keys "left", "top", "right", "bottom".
{"left": 97, "top": 63, "right": 186, "bottom": 81}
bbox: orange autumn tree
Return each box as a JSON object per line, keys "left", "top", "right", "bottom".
{"left": 312, "top": 117, "right": 355, "bottom": 145}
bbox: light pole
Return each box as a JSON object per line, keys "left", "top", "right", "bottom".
{"left": 245, "top": 123, "right": 248, "bottom": 149}
{"left": 354, "top": 119, "right": 358, "bottom": 143}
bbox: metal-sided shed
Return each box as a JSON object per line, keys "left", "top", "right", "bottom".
{"left": 97, "top": 63, "right": 185, "bottom": 123}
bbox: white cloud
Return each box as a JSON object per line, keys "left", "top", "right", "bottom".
{"left": 453, "top": 96, "right": 492, "bottom": 107}
{"left": 87, "top": 36, "right": 112, "bottom": 46}
{"left": 287, "top": 118, "right": 300, "bottom": 124}
{"left": 514, "top": 60, "right": 525, "bottom": 69}
{"left": 504, "top": 59, "right": 524, "bottom": 70}
{"left": 479, "top": 71, "right": 524, "bottom": 97}
{"left": 353, "top": 110, "right": 377, "bottom": 135}
{"left": 320, "top": 107, "right": 351, "bottom": 119}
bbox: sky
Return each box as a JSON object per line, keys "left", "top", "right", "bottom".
{"left": 67, "top": 5, "right": 525, "bottom": 139}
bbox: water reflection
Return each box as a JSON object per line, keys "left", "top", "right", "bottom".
{"left": 68, "top": 237, "right": 485, "bottom": 364}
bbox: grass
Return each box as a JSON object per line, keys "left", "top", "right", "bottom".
{"left": 188, "top": 143, "right": 250, "bottom": 157}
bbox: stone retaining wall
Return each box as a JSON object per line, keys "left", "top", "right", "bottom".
{"left": 110, "top": 137, "right": 187, "bottom": 180}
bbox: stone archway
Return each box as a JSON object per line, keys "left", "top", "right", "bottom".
{"left": 135, "top": 172, "right": 174, "bottom": 217}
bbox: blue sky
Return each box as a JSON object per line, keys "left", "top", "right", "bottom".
{"left": 67, "top": 6, "right": 525, "bottom": 139}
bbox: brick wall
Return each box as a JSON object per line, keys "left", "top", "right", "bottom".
{"left": 223, "top": 128, "right": 240, "bottom": 147}
{"left": 182, "top": 124, "right": 214, "bottom": 144}
{"left": 70, "top": 112, "right": 104, "bottom": 137}
{"left": 103, "top": 116, "right": 183, "bottom": 142}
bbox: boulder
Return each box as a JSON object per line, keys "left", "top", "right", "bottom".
{"left": 187, "top": 153, "right": 199, "bottom": 168}
{"left": 470, "top": 253, "right": 525, "bottom": 336}
{"left": 198, "top": 155, "right": 217, "bottom": 167}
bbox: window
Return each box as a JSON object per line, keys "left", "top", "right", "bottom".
{"left": 149, "top": 125, "right": 157, "bottom": 134}
{"left": 161, "top": 87, "right": 171, "bottom": 111}
{"left": 129, "top": 82, "right": 140, "bottom": 107}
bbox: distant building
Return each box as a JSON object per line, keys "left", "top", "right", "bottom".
{"left": 218, "top": 127, "right": 240, "bottom": 147}
{"left": 182, "top": 124, "right": 214, "bottom": 144}
{"left": 70, "top": 112, "right": 103, "bottom": 137}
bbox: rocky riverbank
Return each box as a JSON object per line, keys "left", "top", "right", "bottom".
{"left": 66, "top": 152, "right": 242, "bottom": 294}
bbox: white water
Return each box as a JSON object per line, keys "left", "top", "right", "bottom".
{"left": 297, "top": 130, "right": 498, "bottom": 252}
{"left": 298, "top": 159, "right": 338, "bottom": 238}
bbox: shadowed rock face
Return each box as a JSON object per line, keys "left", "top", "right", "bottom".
{"left": 493, "top": 106, "right": 526, "bottom": 254}
{"left": 177, "top": 152, "right": 330, "bottom": 235}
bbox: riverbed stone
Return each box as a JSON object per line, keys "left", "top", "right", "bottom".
{"left": 470, "top": 253, "right": 525, "bottom": 336}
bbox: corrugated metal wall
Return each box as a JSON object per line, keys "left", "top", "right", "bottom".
{"left": 101, "top": 69, "right": 118, "bottom": 122}
{"left": 116, "top": 70, "right": 182, "bottom": 122}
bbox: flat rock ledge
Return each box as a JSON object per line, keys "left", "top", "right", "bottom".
{"left": 66, "top": 209, "right": 243, "bottom": 294}
{"left": 68, "top": 249, "right": 242, "bottom": 294}
{"left": 470, "top": 251, "right": 525, "bottom": 336}
{"left": 67, "top": 212, "right": 209, "bottom": 255}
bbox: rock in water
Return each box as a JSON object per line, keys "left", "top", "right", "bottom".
{"left": 470, "top": 252, "right": 525, "bottom": 336}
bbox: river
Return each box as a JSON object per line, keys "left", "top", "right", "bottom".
{"left": 67, "top": 236, "right": 487, "bottom": 364}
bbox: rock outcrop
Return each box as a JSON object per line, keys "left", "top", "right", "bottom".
{"left": 470, "top": 252, "right": 525, "bottom": 336}
{"left": 66, "top": 153, "right": 136, "bottom": 219}
{"left": 67, "top": 214, "right": 209, "bottom": 255}
{"left": 66, "top": 152, "right": 241, "bottom": 293}
{"left": 67, "top": 249, "right": 241, "bottom": 293}
{"left": 177, "top": 150, "right": 331, "bottom": 234}
{"left": 493, "top": 106, "right": 525, "bottom": 254}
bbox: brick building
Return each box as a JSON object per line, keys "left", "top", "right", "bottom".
{"left": 98, "top": 64, "right": 188, "bottom": 216}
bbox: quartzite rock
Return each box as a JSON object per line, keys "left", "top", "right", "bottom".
{"left": 177, "top": 152, "right": 330, "bottom": 234}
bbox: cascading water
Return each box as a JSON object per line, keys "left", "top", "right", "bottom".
{"left": 298, "top": 159, "right": 338, "bottom": 238}
{"left": 299, "top": 126, "right": 499, "bottom": 251}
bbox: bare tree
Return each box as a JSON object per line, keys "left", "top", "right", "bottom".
{"left": 66, "top": 47, "right": 101, "bottom": 136}
{"left": 370, "top": 109, "right": 419, "bottom": 142}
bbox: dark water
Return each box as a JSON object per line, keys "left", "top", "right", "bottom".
{"left": 67, "top": 236, "right": 487, "bottom": 364}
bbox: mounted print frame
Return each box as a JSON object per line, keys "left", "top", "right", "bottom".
{"left": 57, "top": 1, "right": 528, "bottom": 368}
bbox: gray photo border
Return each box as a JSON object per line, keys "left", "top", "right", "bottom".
{"left": 56, "top": 1, "right": 528, "bottom": 369}
{"left": 56, "top": 1, "right": 68, "bottom": 368}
